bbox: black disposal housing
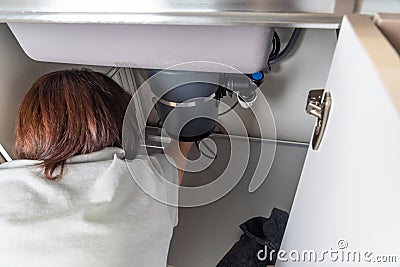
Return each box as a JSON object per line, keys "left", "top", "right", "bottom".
{"left": 147, "top": 69, "right": 220, "bottom": 142}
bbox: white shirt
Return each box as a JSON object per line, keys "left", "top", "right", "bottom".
{"left": 0, "top": 147, "right": 179, "bottom": 267}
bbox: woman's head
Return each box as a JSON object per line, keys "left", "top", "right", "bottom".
{"left": 15, "top": 69, "right": 132, "bottom": 180}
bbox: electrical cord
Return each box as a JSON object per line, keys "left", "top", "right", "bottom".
{"left": 218, "top": 100, "right": 239, "bottom": 116}
{"left": 195, "top": 140, "right": 217, "bottom": 160}
{"left": 269, "top": 28, "right": 302, "bottom": 65}
{"left": 156, "top": 118, "right": 162, "bottom": 127}
{"left": 269, "top": 31, "right": 281, "bottom": 61}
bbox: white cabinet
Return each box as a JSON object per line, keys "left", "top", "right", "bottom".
{"left": 279, "top": 15, "right": 400, "bottom": 266}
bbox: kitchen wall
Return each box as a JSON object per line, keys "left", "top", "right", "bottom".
{"left": 0, "top": 24, "right": 106, "bottom": 157}
{"left": 362, "top": 0, "right": 400, "bottom": 13}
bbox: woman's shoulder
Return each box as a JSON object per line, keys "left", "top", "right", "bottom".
{"left": 0, "top": 160, "right": 43, "bottom": 183}
{"left": 0, "top": 159, "right": 39, "bottom": 170}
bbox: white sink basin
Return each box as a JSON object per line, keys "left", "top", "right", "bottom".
{"left": 8, "top": 23, "right": 274, "bottom": 73}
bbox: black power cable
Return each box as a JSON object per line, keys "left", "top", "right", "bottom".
{"left": 269, "top": 31, "right": 281, "bottom": 61}
{"left": 218, "top": 100, "right": 239, "bottom": 116}
{"left": 195, "top": 140, "right": 217, "bottom": 160}
{"left": 269, "top": 28, "right": 302, "bottom": 65}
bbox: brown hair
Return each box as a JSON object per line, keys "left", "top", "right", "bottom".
{"left": 15, "top": 69, "right": 132, "bottom": 180}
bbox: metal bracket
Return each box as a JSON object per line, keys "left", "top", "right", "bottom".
{"left": 0, "top": 144, "right": 12, "bottom": 162}
{"left": 157, "top": 93, "right": 217, "bottom": 108}
{"left": 306, "top": 89, "right": 332, "bottom": 150}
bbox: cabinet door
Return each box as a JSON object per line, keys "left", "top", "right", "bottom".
{"left": 278, "top": 15, "right": 400, "bottom": 266}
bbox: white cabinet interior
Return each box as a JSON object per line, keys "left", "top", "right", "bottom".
{"left": 168, "top": 136, "right": 308, "bottom": 266}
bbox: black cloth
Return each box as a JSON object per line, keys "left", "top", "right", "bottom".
{"left": 217, "top": 208, "right": 289, "bottom": 267}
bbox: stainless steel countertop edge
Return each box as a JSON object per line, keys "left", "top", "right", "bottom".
{"left": 0, "top": 12, "right": 343, "bottom": 29}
